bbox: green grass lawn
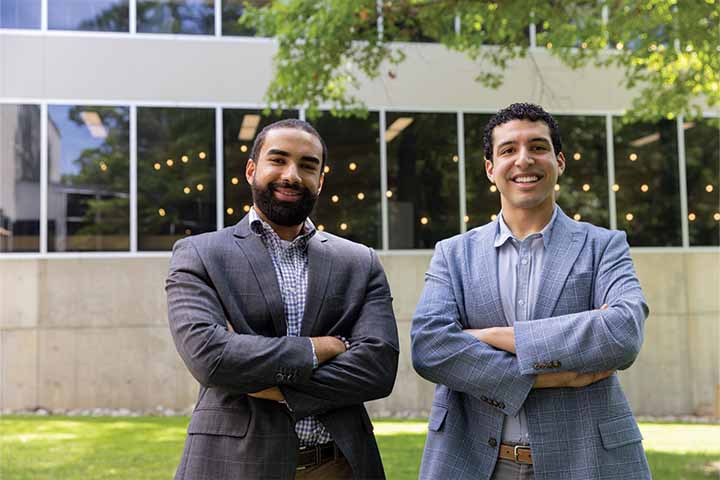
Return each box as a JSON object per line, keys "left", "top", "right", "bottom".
{"left": 1, "top": 416, "right": 718, "bottom": 479}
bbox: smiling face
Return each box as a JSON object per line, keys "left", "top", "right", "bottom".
{"left": 485, "top": 119, "right": 565, "bottom": 217}
{"left": 246, "top": 127, "right": 325, "bottom": 227}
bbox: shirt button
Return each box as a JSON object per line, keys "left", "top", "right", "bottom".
{"left": 518, "top": 300, "right": 525, "bottom": 306}
{"left": 521, "top": 258, "right": 528, "bottom": 265}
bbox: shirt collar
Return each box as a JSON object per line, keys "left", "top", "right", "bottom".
{"left": 249, "top": 207, "right": 316, "bottom": 249}
{"left": 494, "top": 205, "right": 558, "bottom": 249}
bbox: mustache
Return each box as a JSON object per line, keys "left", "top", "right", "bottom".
{"left": 269, "top": 181, "right": 305, "bottom": 193}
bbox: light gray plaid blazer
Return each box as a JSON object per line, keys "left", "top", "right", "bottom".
{"left": 411, "top": 208, "right": 651, "bottom": 480}
{"left": 166, "top": 215, "right": 399, "bottom": 479}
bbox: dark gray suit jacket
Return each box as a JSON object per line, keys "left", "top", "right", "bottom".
{"left": 166, "top": 216, "right": 399, "bottom": 479}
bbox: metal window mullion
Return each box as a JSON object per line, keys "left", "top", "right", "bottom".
{"left": 529, "top": 12, "right": 536, "bottom": 49}
{"left": 299, "top": 109, "right": 305, "bottom": 121}
{"left": 605, "top": 114, "right": 617, "bottom": 230}
{"left": 379, "top": 109, "right": 389, "bottom": 250}
{"left": 41, "top": 0, "right": 48, "bottom": 30}
{"left": 454, "top": 15, "right": 461, "bottom": 35}
{"left": 129, "top": 0, "right": 137, "bottom": 34}
{"left": 457, "top": 112, "right": 467, "bottom": 234}
{"left": 216, "top": 107, "right": 224, "bottom": 230}
{"left": 214, "top": 0, "right": 222, "bottom": 37}
{"left": 376, "top": 0, "right": 384, "bottom": 42}
{"left": 130, "top": 105, "right": 138, "bottom": 252}
{"left": 40, "top": 103, "right": 48, "bottom": 253}
{"left": 677, "top": 116, "right": 689, "bottom": 248}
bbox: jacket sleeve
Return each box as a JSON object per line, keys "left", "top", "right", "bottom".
{"left": 514, "top": 231, "right": 648, "bottom": 375}
{"left": 280, "top": 249, "right": 399, "bottom": 420}
{"left": 166, "top": 238, "right": 314, "bottom": 393}
{"left": 411, "top": 241, "right": 535, "bottom": 417}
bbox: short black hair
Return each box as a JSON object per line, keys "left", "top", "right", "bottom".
{"left": 483, "top": 103, "right": 562, "bottom": 161}
{"left": 250, "top": 119, "right": 328, "bottom": 170}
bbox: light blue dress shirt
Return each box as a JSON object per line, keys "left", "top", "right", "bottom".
{"left": 495, "top": 206, "right": 558, "bottom": 445}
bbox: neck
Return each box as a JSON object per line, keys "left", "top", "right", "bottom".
{"left": 254, "top": 207, "right": 304, "bottom": 241}
{"left": 500, "top": 201, "right": 555, "bottom": 240}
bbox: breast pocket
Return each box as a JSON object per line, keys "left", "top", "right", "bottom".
{"left": 555, "top": 271, "right": 594, "bottom": 315}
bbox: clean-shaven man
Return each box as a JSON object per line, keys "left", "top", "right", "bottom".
{"left": 411, "top": 103, "right": 650, "bottom": 479}
{"left": 167, "top": 119, "right": 399, "bottom": 479}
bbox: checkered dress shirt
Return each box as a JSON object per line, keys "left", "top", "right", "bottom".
{"left": 249, "top": 208, "right": 332, "bottom": 447}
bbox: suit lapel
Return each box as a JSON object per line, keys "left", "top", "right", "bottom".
{"left": 301, "top": 233, "right": 332, "bottom": 337}
{"left": 473, "top": 223, "right": 509, "bottom": 327}
{"left": 533, "top": 209, "right": 586, "bottom": 320}
{"left": 233, "top": 216, "right": 287, "bottom": 336}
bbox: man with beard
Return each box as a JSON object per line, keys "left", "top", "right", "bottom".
{"left": 166, "top": 119, "right": 399, "bottom": 479}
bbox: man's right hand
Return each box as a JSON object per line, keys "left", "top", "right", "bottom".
{"left": 533, "top": 370, "right": 614, "bottom": 389}
{"left": 311, "top": 336, "right": 347, "bottom": 365}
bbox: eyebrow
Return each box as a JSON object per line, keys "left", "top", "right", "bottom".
{"left": 266, "top": 148, "right": 321, "bottom": 165}
{"left": 496, "top": 137, "right": 551, "bottom": 150}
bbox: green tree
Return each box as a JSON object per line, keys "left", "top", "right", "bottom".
{"left": 242, "top": 0, "right": 719, "bottom": 120}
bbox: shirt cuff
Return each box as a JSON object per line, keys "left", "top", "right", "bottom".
{"left": 309, "top": 338, "right": 319, "bottom": 369}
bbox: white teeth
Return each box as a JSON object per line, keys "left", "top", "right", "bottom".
{"left": 514, "top": 176, "right": 539, "bottom": 183}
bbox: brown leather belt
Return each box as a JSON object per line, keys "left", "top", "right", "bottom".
{"left": 498, "top": 443, "right": 533, "bottom": 465}
{"left": 296, "top": 441, "right": 343, "bottom": 470}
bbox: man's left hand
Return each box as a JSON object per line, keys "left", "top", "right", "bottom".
{"left": 465, "top": 326, "right": 516, "bottom": 354}
{"left": 248, "top": 387, "right": 285, "bottom": 402}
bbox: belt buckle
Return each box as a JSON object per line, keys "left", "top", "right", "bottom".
{"left": 514, "top": 445, "right": 531, "bottom": 464}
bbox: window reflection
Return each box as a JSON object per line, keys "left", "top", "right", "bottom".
{"left": 312, "top": 112, "right": 381, "bottom": 248}
{"left": 47, "top": 105, "right": 130, "bottom": 251}
{"left": 464, "top": 113, "right": 499, "bottom": 229}
{"left": 137, "top": 107, "right": 215, "bottom": 251}
{"left": 613, "top": 117, "right": 681, "bottom": 246}
{"left": 386, "top": 112, "right": 458, "bottom": 249}
{"left": 554, "top": 115, "right": 609, "bottom": 227}
{"left": 222, "top": 0, "right": 269, "bottom": 37}
{"left": 684, "top": 119, "right": 719, "bottom": 246}
{"left": 0, "top": 105, "right": 41, "bottom": 252}
{"left": 1, "top": 0, "right": 40, "bottom": 29}
{"left": 137, "top": 0, "right": 214, "bottom": 34}
{"left": 49, "top": 0, "right": 129, "bottom": 32}
{"left": 222, "top": 108, "right": 295, "bottom": 226}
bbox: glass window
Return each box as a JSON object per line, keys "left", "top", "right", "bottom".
{"left": 137, "top": 107, "right": 215, "bottom": 251}
{"left": 137, "top": 0, "right": 214, "bottom": 35}
{"left": 47, "top": 105, "right": 130, "bottom": 252}
{"left": 554, "top": 115, "right": 609, "bottom": 228}
{"left": 0, "top": 104, "right": 41, "bottom": 252}
{"left": 312, "top": 112, "right": 381, "bottom": 248}
{"left": 222, "top": 0, "right": 269, "bottom": 37}
{"left": 1, "top": 0, "right": 40, "bottom": 29}
{"left": 386, "top": 112, "right": 458, "bottom": 249}
{"left": 49, "top": 0, "right": 129, "bottom": 32}
{"left": 463, "top": 113, "right": 499, "bottom": 229}
{"left": 613, "top": 117, "right": 681, "bottom": 246}
{"left": 684, "top": 119, "right": 720, "bottom": 246}
{"left": 222, "top": 108, "right": 295, "bottom": 227}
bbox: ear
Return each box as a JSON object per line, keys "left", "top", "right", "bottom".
{"left": 556, "top": 152, "right": 566, "bottom": 176}
{"left": 245, "top": 158, "right": 256, "bottom": 185}
{"left": 484, "top": 158, "right": 495, "bottom": 183}
{"left": 317, "top": 171, "right": 325, "bottom": 195}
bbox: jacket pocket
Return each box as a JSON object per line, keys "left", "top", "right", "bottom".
{"left": 427, "top": 404, "right": 448, "bottom": 432}
{"left": 188, "top": 408, "right": 251, "bottom": 438}
{"left": 598, "top": 415, "right": 643, "bottom": 450}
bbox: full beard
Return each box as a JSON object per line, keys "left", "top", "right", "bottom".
{"left": 251, "top": 179, "right": 318, "bottom": 227}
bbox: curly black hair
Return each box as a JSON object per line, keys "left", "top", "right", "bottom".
{"left": 250, "top": 118, "right": 328, "bottom": 170}
{"left": 483, "top": 103, "right": 563, "bottom": 161}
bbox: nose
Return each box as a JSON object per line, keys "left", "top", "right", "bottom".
{"left": 281, "top": 162, "right": 302, "bottom": 183}
{"left": 514, "top": 146, "right": 534, "bottom": 169}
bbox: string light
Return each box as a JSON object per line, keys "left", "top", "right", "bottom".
{"left": 340, "top": 223, "right": 348, "bottom": 231}
{"left": 616, "top": 42, "right": 624, "bottom": 50}
{"left": 706, "top": 184, "right": 714, "bottom": 193}
{"left": 546, "top": 42, "right": 553, "bottom": 49}
{"left": 491, "top": 214, "right": 498, "bottom": 221}
{"left": 99, "top": 162, "right": 108, "bottom": 172}
{"left": 240, "top": 145, "right": 248, "bottom": 153}
{"left": 386, "top": 190, "right": 393, "bottom": 198}
{"left": 580, "top": 42, "right": 588, "bottom": 49}
{"left": 181, "top": 155, "right": 189, "bottom": 163}
{"left": 554, "top": 184, "right": 561, "bottom": 192}
{"left": 231, "top": 177, "right": 240, "bottom": 185}
{"left": 226, "top": 208, "right": 234, "bottom": 215}
{"left": 243, "top": 204, "right": 251, "bottom": 212}
{"left": 196, "top": 184, "right": 204, "bottom": 192}
{"left": 324, "top": 165, "right": 331, "bottom": 174}
{"left": 688, "top": 212, "right": 696, "bottom": 221}
{"left": 640, "top": 184, "right": 649, "bottom": 192}
{"left": 612, "top": 184, "right": 620, "bottom": 192}
{"left": 331, "top": 195, "right": 340, "bottom": 203}
{"left": 625, "top": 213, "right": 634, "bottom": 221}
{"left": 158, "top": 208, "right": 166, "bottom": 217}
{"left": 183, "top": 186, "right": 191, "bottom": 194}
{"left": 490, "top": 185, "right": 497, "bottom": 193}
{"left": 714, "top": 213, "right": 720, "bottom": 221}
{"left": 166, "top": 159, "right": 174, "bottom": 167}
{"left": 357, "top": 192, "right": 365, "bottom": 200}
{"left": 318, "top": 224, "right": 325, "bottom": 231}
{"left": 464, "top": 215, "right": 470, "bottom": 223}
{"left": 199, "top": 152, "right": 207, "bottom": 160}
{"left": 573, "top": 152, "right": 581, "bottom": 161}
{"left": 185, "top": 229, "right": 192, "bottom": 235}
{"left": 153, "top": 162, "right": 161, "bottom": 170}
{"left": 629, "top": 153, "right": 638, "bottom": 161}
{"left": 452, "top": 155, "right": 459, "bottom": 163}
{"left": 582, "top": 184, "right": 591, "bottom": 192}
{"left": 348, "top": 162, "right": 358, "bottom": 171}
{"left": 420, "top": 217, "right": 429, "bottom": 225}
{"left": 573, "top": 213, "right": 582, "bottom": 221}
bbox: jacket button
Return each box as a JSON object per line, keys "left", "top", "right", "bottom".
{"left": 275, "top": 373, "right": 285, "bottom": 383}
{"left": 488, "top": 437, "right": 497, "bottom": 447}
